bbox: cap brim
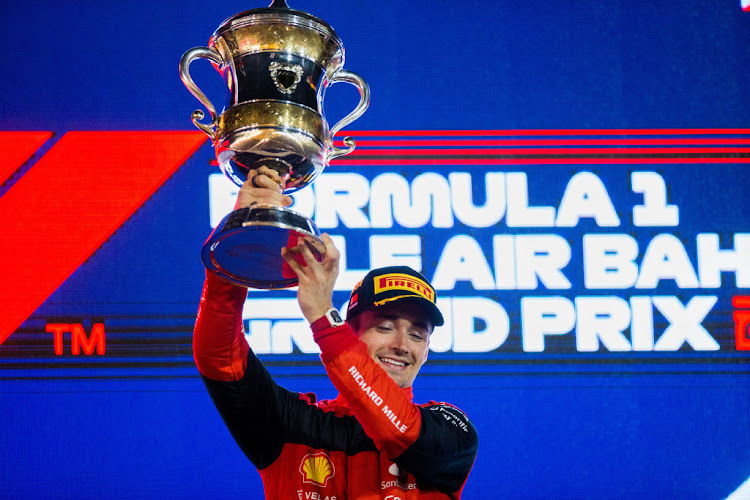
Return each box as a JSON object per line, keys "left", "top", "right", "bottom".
{"left": 386, "top": 295, "right": 444, "bottom": 328}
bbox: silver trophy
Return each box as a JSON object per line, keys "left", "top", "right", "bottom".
{"left": 180, "top": 0, "right": 370, "bottom": 288}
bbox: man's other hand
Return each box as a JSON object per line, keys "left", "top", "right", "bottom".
{"left": 281, "top": 234, "right": 340, "bottom": 323}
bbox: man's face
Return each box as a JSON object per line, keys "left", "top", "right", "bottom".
{"left": 351, "top": 302, "right": 432, "bottom": 389}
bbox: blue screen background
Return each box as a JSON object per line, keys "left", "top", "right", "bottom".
{"left": 1, "top": 1, "right": 749, "bottom": 498}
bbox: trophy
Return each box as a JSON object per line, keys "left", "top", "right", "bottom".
{"left": 180, "top": 0, "right": 370, "bottom": 288}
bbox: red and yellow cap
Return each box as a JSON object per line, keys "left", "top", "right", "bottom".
{"left": 346, "top": 266, "right": 444, "bottom": 327}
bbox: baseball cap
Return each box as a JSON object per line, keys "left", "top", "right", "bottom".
{"left": 346, "top": 266, "right": 444, "bottom": 327}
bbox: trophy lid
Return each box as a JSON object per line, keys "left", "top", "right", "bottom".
{"left": 214, "top": 0, "right": 342, "bottom": 46}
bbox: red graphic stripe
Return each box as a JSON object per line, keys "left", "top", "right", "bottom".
{"left": 342, "top": 138, "right": 750, "bottom": 147}
{"left": 340, "top": 128, "right": 750, "bottom": 137}
{"left": 344, "top": 147, "right": 750, "bottom": 156}
{"left": 0, "top": 132, "right": 53, "bottom": 184}
{"left": 0, "top": 131, "right": 207, "bottom": 345}
{"left": 333, "top": 157, "right": 750, "bottom": 166}
{"left": 733, "top": 296, "right": 750, "bottom": 308}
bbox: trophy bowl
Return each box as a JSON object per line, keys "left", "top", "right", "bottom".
{"left": 180, "top": 0, "right": 369, "bottom": 288}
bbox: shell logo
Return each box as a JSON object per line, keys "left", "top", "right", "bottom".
{"left": 299, "top": 452, "right": 335, "bottom": 486}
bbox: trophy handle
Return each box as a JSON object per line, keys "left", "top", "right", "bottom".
{"left": 327, "top": 69, "right": 371, "bottom": 160}
{"left": 179, "top": 47, "right": 225, "bottom": 140}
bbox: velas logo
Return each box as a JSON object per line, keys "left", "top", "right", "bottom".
{"left": 374, "top": 273, "right": 435, "bottom": 303}
{"left": 299, "top": 452, "right": 335, "bottom": 487}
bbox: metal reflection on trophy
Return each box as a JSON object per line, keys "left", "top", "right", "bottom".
{"left": 180, "top": 0, "right": 370, "bottom": 289}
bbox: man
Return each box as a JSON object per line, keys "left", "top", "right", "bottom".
{"left": 193, "top": 167, "right": 478, "bottom": 499}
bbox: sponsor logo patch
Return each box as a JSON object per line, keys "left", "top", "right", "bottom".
{"left": 374, "top": 273, "right": 435, "bottom": 302}
{"left": 299, "top": 452, "right": 335, "bottom": 487}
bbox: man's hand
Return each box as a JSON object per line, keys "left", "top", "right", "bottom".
{"left": 280, "top": 234, "right": 340, "bottom": 324}
{"left": 235, "top": 165, "right": 293, "bottom": 210}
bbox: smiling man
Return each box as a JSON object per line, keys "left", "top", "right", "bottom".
{"left": 193, "top": 167, "right": 478, "bottom": 499}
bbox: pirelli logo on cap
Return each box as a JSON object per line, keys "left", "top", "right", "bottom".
{"left": 374, "top": 273, "right": 435, "bottom": 302}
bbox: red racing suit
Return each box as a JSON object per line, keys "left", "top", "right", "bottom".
{"left": 193, "top": 273, "right": 478, "bottom": 499}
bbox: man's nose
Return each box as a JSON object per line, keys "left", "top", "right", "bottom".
{"left": 389, "top": 329, "right": 409, "bottom": 354}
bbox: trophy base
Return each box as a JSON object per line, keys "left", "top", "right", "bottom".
{"left": 202, "top": 204, "right": 322, "bottom": 289}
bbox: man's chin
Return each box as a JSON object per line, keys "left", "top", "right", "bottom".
{"left": 379, "top": 365, "right": 404, "bottom": 386}
{"left": 386, "top": 370, "right": 414, "bottom": 388}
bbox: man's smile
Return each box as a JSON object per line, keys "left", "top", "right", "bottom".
{"left": 378, "top": 356, "right": 409, "bottom": 369}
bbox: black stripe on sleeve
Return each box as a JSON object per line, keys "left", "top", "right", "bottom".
{"left": 395, "top": 403, "right": 478, "bottom": 493}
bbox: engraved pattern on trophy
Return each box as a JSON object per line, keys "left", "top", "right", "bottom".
{"left": 180, "top": 0, "right": 370, "bottom": 289}
{"left": 268, "top": 61, "right": 305, "bottom": 95}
